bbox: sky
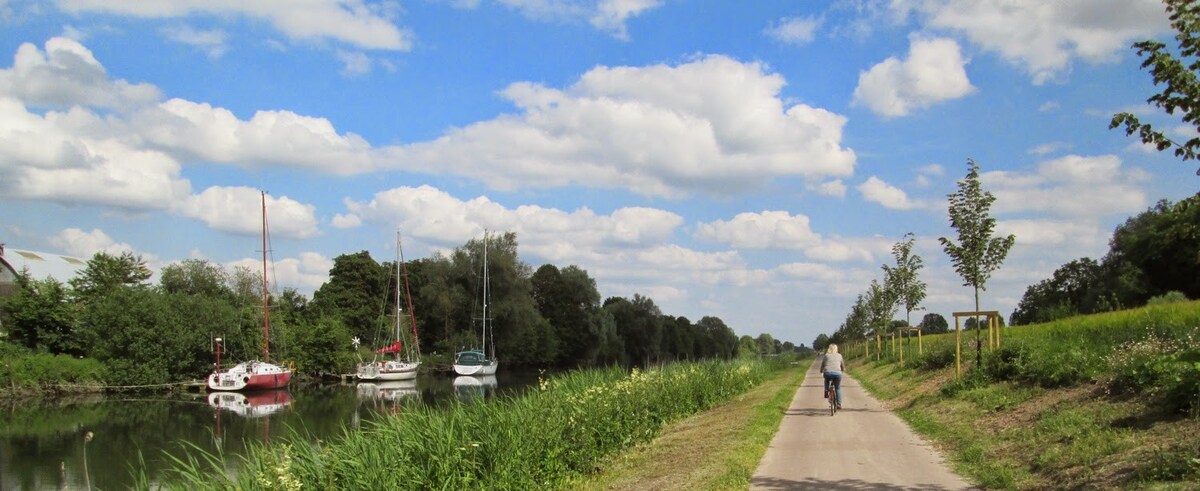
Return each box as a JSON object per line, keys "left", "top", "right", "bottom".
{"left": 1, "top": 0, "right": 1197, "bottom": 348}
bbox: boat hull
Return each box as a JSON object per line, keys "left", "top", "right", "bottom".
{"left": 452, "top": 361, "right": 498, "bottom": 376}
{"left": 356, "top": 361, "right": 419, "bottom": 381}
{"left": 208, "top": 361, "right": 292, "bottom": 391}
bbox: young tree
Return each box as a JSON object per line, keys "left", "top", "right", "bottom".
{"left": 1110, "top": 0, "right": 1200, "bottom": 175}
{"left": 939, "top": 159, "right": 1016, "bottom": 363}
{"left": 882, "top": 233, "right": 927, "bottom": 327}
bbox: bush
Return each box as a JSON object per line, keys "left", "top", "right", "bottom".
{"left": 1147, "top": 291, "right": 1190, "bottom": 306}
{"left": 1104, "top": 330, "right": 1200, "bottom": 415}
{"left": 911, "top": 342, "right": 956, "bottom": 370}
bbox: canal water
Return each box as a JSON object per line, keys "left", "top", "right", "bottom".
{"left": 0, "top": 371, "right": 538, "bottom": 490}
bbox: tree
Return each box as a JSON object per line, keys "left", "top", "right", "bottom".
{"left": 737, "top": 335, "right": 759, "bottom": 357}
{"left": 882, "top": 233, "right": 927, "bottom": 327}
{"left": 813, "top": 333, "right": 830, "bottom": 352}
{"left": 69, "top": 251, "right": 152, "bottom": 302}
{"left": 1110, "top": 0, "right": 1200, "bottom": 175}
{"left": 159, "top": 259, "right": 232, "bottom": 298}
{"left": 863, "top": 279, "right": 897, "bottom": 338}
{"left": 918, "top": 313, "right": 949, "bottom": 334}
{"left": 531, "top": 264, "right": 606, "bottom": 367}
{"left": 309, "top": 251, "right": 387, "bottom": 344}
{"left": 1010, "top": 258, "right": 1105, "bottom": 325}
{"left": 3, "top": 272, "right": 80, "bottom": 355}
{"left": 1105, "top": 195, "right": 1200, "bottom": 303}
{"left": 755, "top": 333, "right": 777, "bottom": 355}
{"left": 939, "top": 159, "right": 1016, "bottom": 363}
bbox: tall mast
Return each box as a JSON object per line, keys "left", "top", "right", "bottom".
{"left": 482, "top": 231, "right": 489, "bottom": 355}
{"left": 398, "top": 231, "right": 419, "bottom": 360}
{"left": 261, "top": 191, "right": 270, "bottom": 362}
{"left": 394, "top": 231, "right": 402, "bottom": 362}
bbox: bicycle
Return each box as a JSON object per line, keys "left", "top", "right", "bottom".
{"left": 826, "top": 382, "right": 837, "bottom": 415}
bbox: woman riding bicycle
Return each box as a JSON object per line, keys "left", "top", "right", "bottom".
{"left": 822, "top": 344, "right": 845, "bottom": 409}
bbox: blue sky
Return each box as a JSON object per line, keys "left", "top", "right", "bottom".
{"left": 1, "top": 0, "right": 1197, "bottom": 347}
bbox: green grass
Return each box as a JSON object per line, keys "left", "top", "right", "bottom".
{"left": 148, "top": 356, "right": 797, "bottom": 490}
{"left": 849, "top": 300, "right": 1200, "bottom": 489}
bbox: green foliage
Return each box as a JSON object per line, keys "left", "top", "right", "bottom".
{"left": 69, "top": 251, "right": 152, "bottom": 303}
{"left": 0, "top": 342, "right": 106, "bottom": 389}
{"left": 81, "top": 287, "right": 215, "bottom": 385}
{"left": 287, "top": 316, "right": 353, "bottom": 376}
{"left": 1104, "top": 332, "right": 1200, "bottom": 415}
{"left": 918, "top": 312, "right": 950, "bottom": 334}
{"left": 909, "top": 341, "right": 955, "bottom": 370}
{"left": 1110, "top": 0, "right": 1200, "bottom": 175}
{"left": 1148, "top": 290, "right": 1190, "bottom": 305}
{"left": 156, "top": 359, "right": 781, "bottom": 490}
{"left": 309, "top": 251, "right": 388, "bottom": 344}
{"left": 159, "top": 259, "right": 233, "bottom": 298}
{"left": 2, "top": 272, "right": 81, "bottom": 355}
{"left": 939, "top": 159, "right": 1016, "bottom": 311}
{"left": 882, "top": 232, "right": 927, "bottom": 326}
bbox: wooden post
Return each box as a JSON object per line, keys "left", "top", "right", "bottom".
{"left": 995, "top": 316, "right": 1001, "bottom": 348}
{"left": 955, "top": 316, "right": 961, "bottom": 378}
{"left": 899, "top": 329, "right": 905, "bottom": 366}
{"left": 918, "top": 329, "right": 923, "bottom": 355}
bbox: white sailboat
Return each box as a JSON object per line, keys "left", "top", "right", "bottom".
{"left": 454, "top": 232, "right": 499, "bottom": 376}
{"left": 357, "top": 231, "right": 422, "bottom": 381}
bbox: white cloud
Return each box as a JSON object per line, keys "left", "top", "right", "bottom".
{"left": 331, "top": 213, "right": 362, "bottom": 229}
{"left": 162, "top": 25, "right": 228, "bottom": 58}
{"left": 858, "top": 175, "right": 932, "bottom": 210}
{"left": 344, "top": 184, "right": 683, "bottom": 256}
{"left": 1028, "top": 141, "right": 1071, "bottom": 156}
{"left": 812, "top": 179, "right": 847, "bottom": 198}
{"left": 1039, "top": 101, "right": 1060, "bottom": 112}
{"left": 591, "top": 0, "right": 662, "bottom": 40}
{"left": 497, "top": 0, "right": 663, "bottom": 39}
{"left": 853, "top": 36, "right": 974, "bottom": 117}
{"left": 765, "top": 16, "right": 821, "bottom": 46}
{"left": 337, "top": 50, "right": 372, "bottom": 76}
{"left": 175, "top": 186, "right": 320, "bottom": 239}
{"left": 694, "top": 210, "right": 821, "bottom": 249}
{"left": 0, "top": 37, "right": 160, "bottom": 108}
{"left": 50, "top": 227, "right": 138, "bottom": 257}
{"left": 985, "top": 154, "right": 1148, "bottom": 217}
{"left": 897, "top": 0, "right": 1170, "bottom": 84}
{"left": 393, "top": 55, "right": 856, "bottom": 197}
{"left": 136, "top": 98, "right": 374, "bottom": 173}
{"left": 56, "top": 0, "right": 413, "bottom": 51}
{"left": 226, "top": 251, "right": 333, "bottom": 292}
{"left": 995, "top": 219, "right": 1106, "bottom": 247}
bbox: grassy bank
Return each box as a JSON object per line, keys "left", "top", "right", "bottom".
{"left": 0, "top": 343, "right": 106, "bottom": 396}
{"left": 851, "top": 301, "right": 1200, "bottom": 489}
{"left": 151, "top": 356, "right": 799, "bottom": 490}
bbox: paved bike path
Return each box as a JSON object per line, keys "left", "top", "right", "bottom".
{"left": 750, "top": 359, "right": 975, "bottom": 490}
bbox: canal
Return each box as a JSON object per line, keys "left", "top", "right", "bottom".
{"left": 0, "top": 371, "right": 538, "bottom": 490}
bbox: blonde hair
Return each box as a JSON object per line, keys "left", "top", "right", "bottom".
{"left": 827, "top": 344, "right": 839, "bottom": 354}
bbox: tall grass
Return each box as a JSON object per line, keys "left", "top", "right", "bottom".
{"left": 852, "top": 301, "right": 1200, "bottom": 414}
{"left": 151, "top": 357, "right": 787, "bottom": 490}
{"left": 0, "top": 342, "right": 107, "bottom": 393}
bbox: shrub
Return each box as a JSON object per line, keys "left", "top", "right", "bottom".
{"left": 1147, "top": 291, "right": 1190, "bottom": 306}
{"left": 910, "top": 342, "right": 956, "bottom": 370}
{"left": 1104, "top": 330, "right": 1200, "bottom": 415}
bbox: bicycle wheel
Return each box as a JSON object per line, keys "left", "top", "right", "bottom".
{"left": 828, "top": 389, "right": 836, "bottom": 415}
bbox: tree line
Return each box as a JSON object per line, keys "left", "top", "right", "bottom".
{"left": 0, "top": 232, "right": 799, "bottom": 386}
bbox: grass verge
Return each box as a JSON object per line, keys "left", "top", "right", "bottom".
{"left": 853, "top": 360, "right": 1200, "bottom": 490}
{"left": 567, "top": 361, "right": 807, "bottom": 490}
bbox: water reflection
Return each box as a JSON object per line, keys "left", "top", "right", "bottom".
{"left": 1, "top": 371, "right": 539, "bottom": 490}
{"left": 453, "top": 375, "right": 499, "bottom": 403}
{"left": 208, "top": 389, "right": 292, "bottom": 418}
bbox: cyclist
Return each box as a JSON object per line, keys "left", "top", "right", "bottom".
{"left": 821, "top": 344, "right": 845, "bottom": 409}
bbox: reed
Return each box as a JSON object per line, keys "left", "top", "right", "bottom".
{"left": 150, "top": 357, "right": 789, "bottom": 490}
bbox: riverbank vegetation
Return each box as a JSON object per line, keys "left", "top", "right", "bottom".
{"left": 849, "top": 300, "right": 1200, "bottom": 489}
{"left": 0, "top": 232, "right": 803, "bottom": 392}
{"left": 148, "top": 356, "right": 797, "bottom": 490}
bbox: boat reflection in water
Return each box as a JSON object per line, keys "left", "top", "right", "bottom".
{"left": 453, "top": 375, "right": 498, "bottom": 403}
{"left": 356, "top": 380, "right": 419, "bottom": 402}
{"left": 207, "top": 389, "right": 292, "bottom": 418}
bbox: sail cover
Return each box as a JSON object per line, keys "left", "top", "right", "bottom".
{"left": 376, "top": 341, "right": 402, "bottom": 354}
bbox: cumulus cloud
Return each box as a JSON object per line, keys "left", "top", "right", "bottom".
{"left": 175, "top": 186, "right": 320, "bottom": 239}
{"left": 1028, "top": 141, "right": 1071, "bottom": 156}
{"left": 0, "top": 37, "right": 160, "bottom": 108}
{"left": 853, "top": 36, "right": 974, "bottom": 117}
{"left": 693, "top": 211, "right": 821, "bottom": 249}
{"left": 55, "top": 0, "right": 413, "bottom": 51}
{"left": 392, "top": 55, "right": 857, "bottom": 197}
{"left": 995, "top": 219, "right": 1106, "bottom": 248}
{"left": 985, "top": 154, "right": 1148, "bottom": 217}
{"left": 812, "top": 179, "right": 847, "bottom": 198}
{"left": 897, "top": 0, "right": 1169, "bottom": 84}
{"left": 226, "top": 251, "right": 334, "bottom": 292}
{"left": 693, "top": 210, "right": 889, "bottom": 263}
{"left": 337, "top": 50, "right": 372, "bottom": 76}
{"left": 765, "top": 16, "right": 821, "bottom": 46}
{"left": 343, "top": 184, "right": 683, "bottom": 258}
{"left": 857, "top": 176, "right": 934, "bottom": 210}
{"left": 50, "top": 227, "right": 140, "bottom": 258}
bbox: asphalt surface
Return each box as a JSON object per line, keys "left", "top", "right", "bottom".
{"left": 750, "top": 359, "right": 976, "bottom": 490}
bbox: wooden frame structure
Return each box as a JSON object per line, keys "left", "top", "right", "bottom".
{"left": 951, "top": 310, "right": 1002, "bottom": 378}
